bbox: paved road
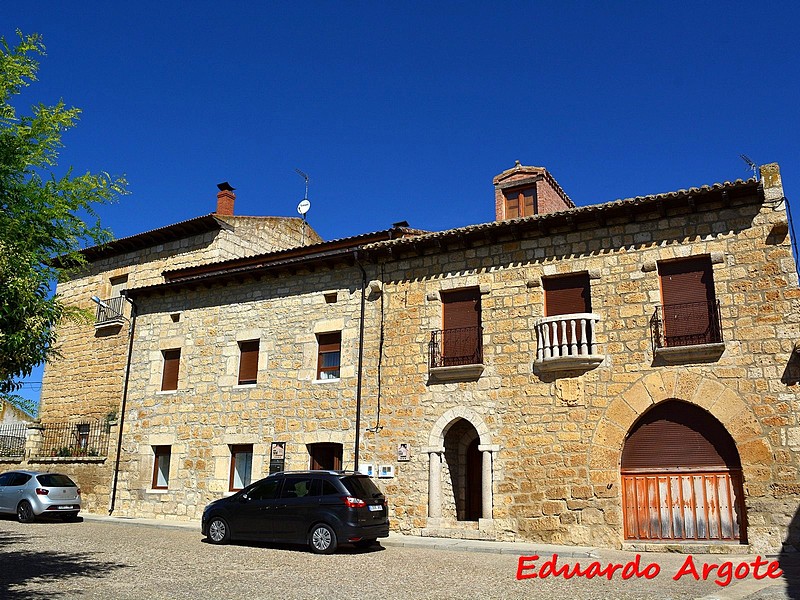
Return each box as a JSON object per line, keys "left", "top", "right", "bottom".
{"left": 0, "top": 515, "right": 798, "bottom": 599}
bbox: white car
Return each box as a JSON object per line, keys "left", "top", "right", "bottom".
{"left": 0, "top": 470, "right": 81, "bottom": 522}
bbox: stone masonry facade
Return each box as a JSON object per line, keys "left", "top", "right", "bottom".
{"left": 25, "top": 163, "right": 800, "bottom": 554}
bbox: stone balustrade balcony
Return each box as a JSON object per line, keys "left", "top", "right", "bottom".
{"left": 534, "top": 313, "right": 604, "bottom": 373}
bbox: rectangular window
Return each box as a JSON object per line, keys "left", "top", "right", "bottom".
{"left": 110, "top": 274, "right": 128, "bottom": 298}
{"left": 237, "top": 340, "right": 259, "bottom": 385}
{"left": 317, "top": 332, "right": 341, "bottom": 380}
{"left": 440, "top": 288, "right": 482, "bottom": 366}
{"left": 543, "top": 272, "right": 591, "bottom": 316}
{"left": 76, "top": 424, "right": 90, "bottom": 451}
{"left": 152, "top": 445, "right": 171, "bottom": 489}
{"left": 161, "top": 349, "right": 181, "bottom": 391}
{"left": 658, "top": 256, "right": 719, "bottom": 347}
{"left": 503, "top": 186, "right": 537, "bottom": 219}
{"left": 229, "top": 444, "right": 253, "bottom": 491}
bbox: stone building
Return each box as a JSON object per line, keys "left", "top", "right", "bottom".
{"left": 17, "top": 185, "right": 321, "bottom": 509}
{"left": 24, "top": 162, "right": 800, "bottom": 553}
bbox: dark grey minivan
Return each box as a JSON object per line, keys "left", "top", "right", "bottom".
{"left": 201, "top": 470, "right": 389, "bottom": 554}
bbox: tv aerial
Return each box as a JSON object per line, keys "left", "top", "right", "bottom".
{"left": 740, "top": 154, "right": 758, "bottom": 180}
{"left": 295, "top": 168, "right": 311, "bottom": 244}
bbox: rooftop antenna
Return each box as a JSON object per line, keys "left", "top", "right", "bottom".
{"left": 740, "top": 154, "right": 759, "bottom": 180}
{"left": 295, "top": 168, "right": 311, "bottom": 245}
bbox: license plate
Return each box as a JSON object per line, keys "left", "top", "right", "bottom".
{"left": 57, "top": 505, "right": 74, "bottom": 510}
{"left": 368, "top": 505, "right": 382, "bottom": 512}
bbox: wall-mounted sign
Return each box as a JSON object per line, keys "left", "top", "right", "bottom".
{"left": 270, "top": 441, "right": 286, "bottom": 474}
{"left": 397, "top": 443, "right": 410, "bottom": 462}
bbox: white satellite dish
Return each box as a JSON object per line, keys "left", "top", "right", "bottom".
{"left": 297, "top": 199, "right": 311, "bottom": 215}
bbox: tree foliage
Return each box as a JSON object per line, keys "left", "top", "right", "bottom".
{"left": 0, "top": 31, "right": 127, "bottom": 414}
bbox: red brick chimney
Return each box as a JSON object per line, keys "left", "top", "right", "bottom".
{"left": 215, "top": 182, "right": 236, "bottom": 216}
{"left": 493, "top": 162, "right": 574, "bottom": 221}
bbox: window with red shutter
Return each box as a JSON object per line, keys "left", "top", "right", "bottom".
{"left": 543, "top": 273, "right": 591, "bottom": 316}
{"left": 441, "top": 288, "right": 482, "bottom": 366}
{"left": 503, "top": 186, "right": 537, "bottom": 219}
{"left": 161, "top": 349, "right": 180, "bottom": 391}
{"left": 238, "top": 340, "right": 259, "bottom": 385}
{"left": 658, "top": 256, "right": 719, "bottom": 346}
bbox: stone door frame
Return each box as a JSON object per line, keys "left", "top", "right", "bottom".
{"left": 424, "top": 407, "right": 499, "bottom": 528}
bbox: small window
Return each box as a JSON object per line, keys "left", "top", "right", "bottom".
{"left": 110, "top": 274, "right": 128, "bottom": 298}
{"left": 324, "top": 292, "right": 338, "bottom": 304}
{"left": 76, "top": 423, "right": 90, "bottom": 451}
{"left": 317, "top": 332, "right": 341, "bottom": 380}
{"left": 161, "top": 349, "right": 181, "bottom": 391}
{"left": 503, "top": 186, "right": 537, "bottom": 219}
{"left": 152, "top": 445, "right": 171, "bottom": 489}
{"left": 237, "top": 340, "right": 259, "bottom": 385}
{"left": 229, "top": 444, "right": 253, "bottom": 491}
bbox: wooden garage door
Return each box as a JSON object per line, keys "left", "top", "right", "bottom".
{"left": 621, "top": 401, "right": 746, "bottom": 542}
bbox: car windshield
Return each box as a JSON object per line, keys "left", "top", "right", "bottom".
{"left": 37, "top": 474, "right": 76, "bottom": 487}
{"left": 341, "top": 475, "right": 382, "bottom": 499}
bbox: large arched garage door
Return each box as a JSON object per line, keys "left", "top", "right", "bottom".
{"left": 621, "top": 400, "right": 746, "bottom": 543}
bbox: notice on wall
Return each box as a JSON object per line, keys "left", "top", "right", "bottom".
{"left": 269, "top": 441, "right": 286, "bottom": 474}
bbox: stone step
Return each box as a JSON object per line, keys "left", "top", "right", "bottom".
{"left": 421, "top": 527, "right": 496, "bottom": 541}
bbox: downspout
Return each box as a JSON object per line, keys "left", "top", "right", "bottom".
{"left": 109, "top": 295, "right": 137, "bottom": 515}
{"left": 353, "top": 250, "right": 368, "bottom": 472}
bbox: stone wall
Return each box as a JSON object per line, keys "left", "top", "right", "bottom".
{"left": 38, "top": 215, "right": 319, "bottom": 512}
{"left": 367, "top": 179, "right": 800, "bottom": 552}
{"left": 111, "top": 263, "right": 380, "bottom": 520}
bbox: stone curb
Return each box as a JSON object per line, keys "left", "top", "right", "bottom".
{"left": 82, "top": 513, "right": 598, "bottom": 557}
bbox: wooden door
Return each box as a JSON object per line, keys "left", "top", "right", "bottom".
{"left": 464, "top": 438, "right": 482, "bottom": 521}
{"left": 308, "top": 443, "right": 342, "bottom": 471}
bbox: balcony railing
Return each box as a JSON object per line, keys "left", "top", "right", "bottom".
{"left": 95, "top": 295, "right": 126, "bottom": 327}
{"left": 650, "top": 300, "right": 723, "bottom": 352}
{"left": 429, "top": 326, "right": 483, "bottom": 369}
{"left": 0, "top": 423, "right": 27, "bottom": 457}
{"left": 534, "top": 313, "right": 603, "bottom": 372}
{"left": 40, "top": 421, "right": 110, "bottom": 458}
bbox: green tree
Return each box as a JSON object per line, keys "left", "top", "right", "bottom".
{"left": 0, "top": 31, "right": 127, "bottom": 415}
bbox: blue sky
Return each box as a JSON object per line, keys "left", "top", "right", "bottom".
{"left": 7, "top": 2, "right": 800, "bottom": 406}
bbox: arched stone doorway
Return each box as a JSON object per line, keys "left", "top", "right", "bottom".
{"left": 426, "top": 408, "right": 498, "bottom": 528}
{"left": 443, "top": 419, "right": 481, "bottom": 521}
{"left": 621, "top": 400, "right": 746, "bottom": 542}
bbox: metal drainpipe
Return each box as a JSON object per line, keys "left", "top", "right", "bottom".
{"left": 109, "top": 295, "right": 137, "bottom": 515}
{"left": 353, "top": 251, "right": 368, "bottom": 472}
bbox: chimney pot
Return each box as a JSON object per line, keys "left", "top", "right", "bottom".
{"left": 215, "top": 182, "right": 236, "bottom": 216}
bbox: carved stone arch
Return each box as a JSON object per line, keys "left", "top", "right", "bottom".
{"left": 590, "top": 371, "right": 769, "bottom": 474}
{"left": 590, "top": 371, "right": 769, "bottom": 545}
{"left": 425, "top": 406, "right": 497, "bottom": 528}
{"left": 429, "top": 406, "right": 492, "bottom": 447}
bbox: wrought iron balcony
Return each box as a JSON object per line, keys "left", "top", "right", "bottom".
{"left": 429, "top": 326, "right": 483, "bottom": 368}
{"left": 534, "top": 313, "right": 604, "bottom": 372}
{"left": 650, "top": 300, "right": 723, "bottom": 352}
{"left": 94, "top": 296, "right": 126, "bottom": 328}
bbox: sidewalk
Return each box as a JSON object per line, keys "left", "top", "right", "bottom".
{"left": 82, "top": 513, "right": 598, "bottom": 558}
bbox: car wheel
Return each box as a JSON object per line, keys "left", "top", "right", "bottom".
{"left": 309, "top": 523, "right": 337, "bottom": 554}
{"left": 17, "top": 501, "right": 34, "bottom": 523}
{"left": 207, "top": 516, "right": 230, "bottom": 544}
{"left": 353, "top": 538, "right": 376, "bottom": 549}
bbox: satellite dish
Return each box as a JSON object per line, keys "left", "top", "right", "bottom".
{"left": 297, "top": 199, "right": 311, "bottom": 215}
